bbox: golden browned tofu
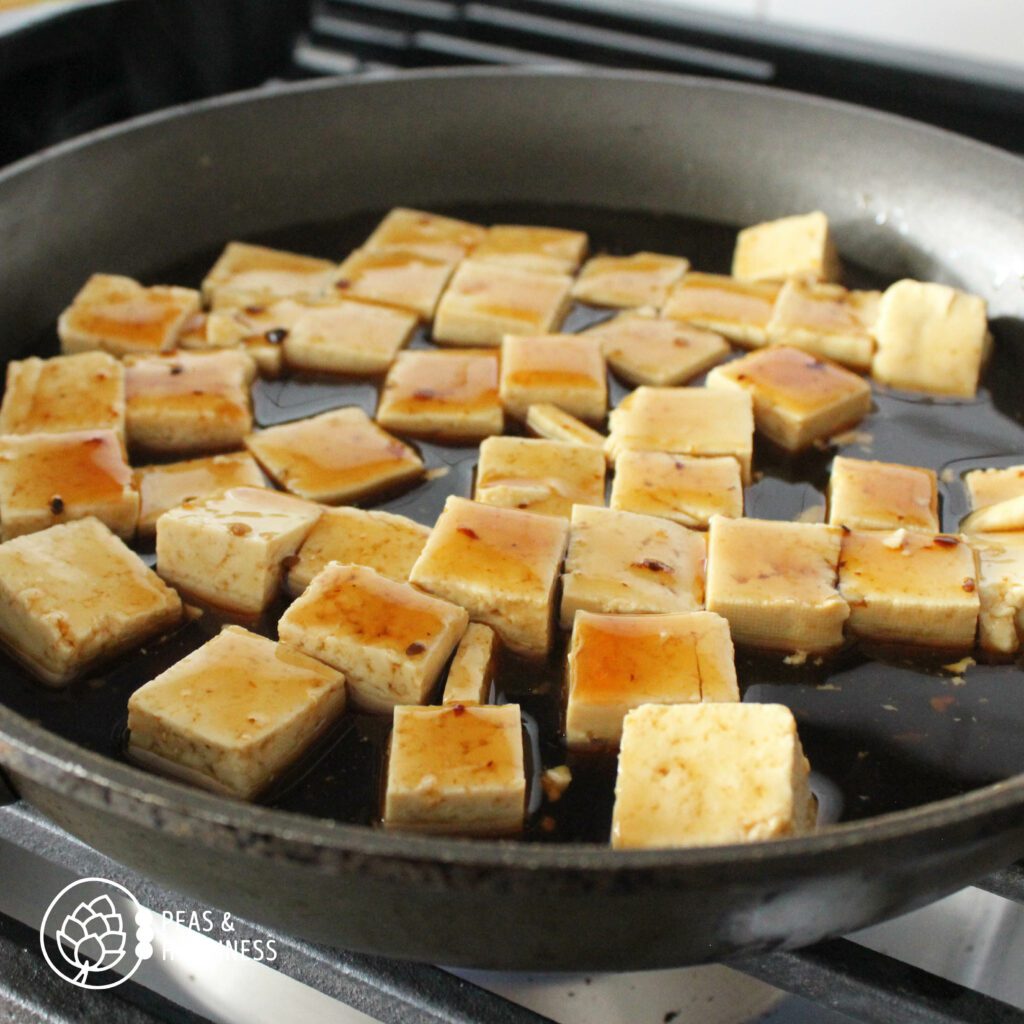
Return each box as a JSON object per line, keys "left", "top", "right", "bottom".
{"left": 706, "top": 516, "right": 848, "bottom": 653}
{"left": 0, "top": 352, "right": 125, "bottom": 441}
{"left": 559, "top": 505, "right": 706, "bottom": 628}
{"left": 124, "top": 350, "right": 256, "bottom": 456}
{"left": 573, "top": 252, "right": 689, "bottom": 310}
{"left": 364, "top": 207, "right": 485, "bottom": 262}
{"left": 972, "top": 532, "right": 1024, "bottom": 654}
{"left": 278, "top": 563, "right": 468, "bottom": 713}
{"left": 127, "top": 625, "right": 346, "bottom": 799}
{"left": 474, "top": 436, "right": 606, "bottom": 520}
{"left": 133, "top": 452, "right": 266, "bottom": 540}
{"left": 441, "top": 622, "right": 498, "bottom": 706}
{"left": 965, "top": 465, "right": 1024, "bottom": 511}
{"left": 585, "top": 312, "right": 730, "bottom": 387}
{"left": 409, "top": 496, "right": 569, "bottom": 658}
{"left": 610, "top": 451, "right": 743, "bottom": 529}
{"left": 383, "top": 703, "right": 525, "bottom": 835}
{"left": 499, "top": 334, "right": 607, "bottom": 423}
{"left": 962, "top": 497, "right": 1024, "bottom": 535}
{"left": 838, "top": 529, "right": 979, "bottom": 649}
{"left": 201, "top": 242, "right": 336, "bottom": 309}
{"left": 190, "top": 305, "right": 285, "bottom": 378}
{"left": 524, "top": 403, "right": 606, "bottom": 454}
{"left": 473, "top": 224, "right": 588, "bottom": 276}
{"left": 377, "top": 349, "right": 503, "bottom": 442}
{"left": 285, "top": 506, "right": 430, "bottom": 596}
{"left": 246, "top": 407, "right": 424, "bottom": 504}
{"left": 662, "top": 272, "right": 781, "bottom": 347}
{"left": 58, "top": 274, "right": 199, "bottom": 357}
{"left": 566, "top": 610, "right": 738, "bottom": 749}
{"left": 0, "top": 518, "right": 182, "bottom": 686}
{"left": 433, "top": 260, "right": 573, "bottom": 347}
{"left": 706, "top": 346, "right": 871, "bottom": 453}
{"left": 612, "top": 703, "right": 815, "bottom": 849}
{"left": 828, "top": 456, "right": 938, "bottom": 533}
{"left": 332, "top": 249, "right": 457, "bottom": 320}
{"left": 732, "top": 211, "right": 840, "bottom": 284}
{"left": 0, "top": 430, "right": 137, "bottom": 541}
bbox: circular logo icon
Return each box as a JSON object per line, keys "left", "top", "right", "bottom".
{"left": 39, "top": 877, "right": 154, "bottom": 990}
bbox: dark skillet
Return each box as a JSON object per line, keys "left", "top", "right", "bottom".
{"left": 2, "top": 68, "right": 1024, "bottom": 971}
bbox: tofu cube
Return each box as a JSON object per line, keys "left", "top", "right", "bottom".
{"left": 0, "top": 518, "right": 182, "bottom": 686}
{"left": 525, "top": 403, "right": 606, "bottom": 455}
{"left": 566, "top": 610, "right": 738, "bottom": 749}
{"left": 433, "top": 260, "right": 573, "bottom": 347}
{"left": 612, "top": 703, "right": 816, "bottom": 849}
{"left": 156, "top": 486, "right": 321, "bottom": 615}
{"left": 442, "top": 622, "right": 498, "bottom": 706}
{"left": 732, "top": 211, "right": 840, "bottom": 283}
{"left": 201, "top": 242, "right": 336, "bottom": 309}
{"left": 572, "top": 252, "right": 689, "bottom": 310}
{"left": 475, "top": 436, "right": 606, "bottom": 520}
{"left": 966, "top": 465, "right": 1024, "bottom": 511}
{"left": 706, "top": 516, "right": 848, "bottom": 653}
{"left": 472, "top": 224, "right": 588, "bottom": 276}
{"left": 837, "top": 529, "right": 979, "bottom": 649}
{"left": 663, "top": 272, "right": 781, "bottom": 347}
{"left": 285, "top": 506, "right": 430, "bottom": 596}
{"left": 499, "top": 334, "right": 607, "bottom": 423}
{"left": 605, "top": 386, "right": 755, "bottom": 484}
{"left": 872, "top": 280, "right": 989, "bottom": 398}
{"left": 383, "top": 703, "right": 525, "bottom": 835}
{"left": 0, "top": 430, "right": 137, "bottom": 541}
{"left": 133, "top": 452, "right": 266, "bottom": 541}
{"left": 278, "top": 563, "right": 468, "bottom": 713}
{"left": 409, "top": 496, "right": 569, "bottom": 658}
{"left": 127, "top": 625, "right": 346, "bottom": 799}
{"left": 192, "top": 305, "right": 285, "bottom": 378}
{"left": 363, "top": 207, "right": 485, "bottom": 262}
{"left": 124, "top": 350, "right": 256, "bottom": 456}
{"left": 706, "top": 346, "right": 871, "bottom": 453}
{"left": 972, "top": 533, "right": 1024, "bottom": 654}
{"left": 0, "top": 352, "right": 125, "bottom": 441}
{"left": 58, "top": 274, "right": 199, "bottom": 357}
{"left": 377, "top": 349, "right": 503, "bottom": 442}
{"left": 828, "top": 456, "right": 938, "bottom": 533}
{"left": 332, "top": 249, "right": 457, "bottom": 320}
{"left": 559, "top": 505, "right": 706, "bottom": 628}
{"left": 246, "top": 407, "right": 424, "bottom": 504}
{"left": 584, "top": 312, "right": 729, "bottom": 387}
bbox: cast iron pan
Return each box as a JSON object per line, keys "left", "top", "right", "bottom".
{"left": 1, "top": 68, "right": 1024, "bottom": 971}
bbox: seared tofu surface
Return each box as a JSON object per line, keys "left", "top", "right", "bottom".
{"left": 201, "top": 242, "right": 336, "bottom": 309}
{"left": 573, "top": 252, "right": 688, "bottom": 310}
{"left": 663, "top": 272, "right": 780, "bottom": 347}
{"left": 827, "top": 456, "right": 938, "bottom": 533}
{"left": 524, "top": 403, "right": 606, "bottom": 453}
{"left": 363, "top": 207, "right": 485, "bottom": 263}
{"left": 441, "top": 622, "right": 498, "bottom": 706}
{"left": 332, "top": 249, "right": 457, "bottom": 320}
{"left": 731, "top": 211, "right": 840, "bottom": 284}
{"left": 473, "top": 224, "right": 588, "bottom": 277}
{"left": 499, "top": 334, "right": 607, "bottom": 423}
{"left": 965, "top": 465, "right": 1024, "bottom": 511}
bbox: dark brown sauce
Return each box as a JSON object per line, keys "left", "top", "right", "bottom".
{"left": 3, "top": 203, "right": 1024, "bottom": 843}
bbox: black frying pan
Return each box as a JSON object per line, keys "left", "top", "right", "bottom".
{"left": 2, "top": 68, "right": 1024, "bottom": 971}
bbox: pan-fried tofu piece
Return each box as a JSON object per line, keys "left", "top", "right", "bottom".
{"left": 0, "top": 352, "right": 125, "bottom": 441}
{"left": 58, "top": 274, "right": 199, "bottom": 357}
{"left": 383, "top": 703, "right": 525, "bottom": 835}
{"left": 279, "top": 563, "right": 468, "bottom": 713}
{"left": 872, "top": 280, "right": 988, "bottom": 398}
{"left": 965, "top": 466, "right": 1024, "bottom": 511}
{"left": 409, "top": 496, "right": 569, "bottom": 658}
{"left": 442, "top": 623, "right": 498, "bottom": 705}
{"left": 499, "top": 334, "right": 607, "bottom": 423}
{"left": 473, "top": 224, "right": 588, "bottom": 276}
{"left": 559, "top": 505, "right": 705, "bottom": 628}
{"left": 605, "top": 386, "right": 755, "bottom": 484}
{"left": 0, "top": 518, "right": 182, "bottom": 686}
{"left": 573, "top": 252, "right": 689, "bottom": 310}
{"left": 127, "top": 625, "right": 346, "bottom": 799}
{"left": 566, "top": 610, "right": 738, "bottom": 749}
{"left": 475, "top": 436, "right": 606, "bottom": 520}
{"left": 377, "top": 349, "right": 502, "bottom": 442}
{"left": 706, "top": 516, "right": 848, "bottom": 653}
{"left": 201, "top": 242, "right": 336, "bottom": 309}
{"left": 706, "top": 346, "right": 871, "bottom": 453}
{"left": 364, "top": 207, "right": 485, "bottom": 262}
{"left": 133, "top": 452, "right": 266, "bottom": 541}
{"left": 433, "top": 260, "right": 573, "bottom": 347}
{"left": 187, "top": 306, "right": 285, "bottom": 378}
{"left": 525, "top": 403, "right": 606, "bottom": 455}
{"left": 612, "top": 703, "right": 815, "bottom": 849}
{"left": 732, "top": 211, "right": 840, "bottom": 284}
{"left": 246, "top": 407, "right": 424, "bottom": 504}
{"left": 962, "top": 496, "right": 1024, "bottom": 535}
{"left": 828, "top": 456, "right": 938, "bottom": 533}
{"left": 663, "top": 272, "right": 781, "bottom": 348}
{"left": 332, "top": 249, "right": 457, "bottom": 320}
{"left": 838, "top": 529, "right": 979, "bottom": 649}
{"left": 124, "top": 350, "right": 255, "bottom": 456}
{"left": 285, "top": 506, "right": 430, "bottom": 596}
{"left": 0, "top": 430, "right": 137, "bottom": 541}
{"left": 584, "top": 312, "right": 729, "bottom": 387}
{"left": 156, "top": 486, "right": 321, "bottom": 615}
{"left": 972, "top": 533, "right": 1024, "bottom": 654}
{"left": 610, "top": 451, "right": 743, "bottom": 529}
